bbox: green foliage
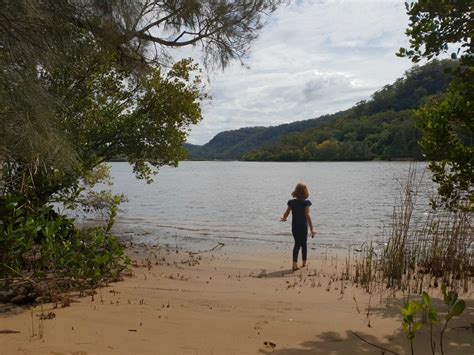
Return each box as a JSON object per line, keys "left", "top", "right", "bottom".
{"left": 398, "top": 0, "right": 473, "bottom": 210}
{"left": 439, "top": 285, "right": 467, "bottom": 355}
{"left": 420, "top": 291, "right": 438, "bottom": 354}
{"left": 185, "top": 115, "right": 337, "bottom": 160}
{"left": 45, "top": 41, "right": 205, "bottom": 185}
{"left": 0, "top": 195, "right": 128, "bottom": 285}
{"left": 397, "top": 1, "right": 472, "bottom": 63}
{"left": 417, "top": 76, "right": 473, "bottom": 210}
{"left": 0, "top": 197, "right": 47, "bottom": 275}
{"left": 0, "top": 0, "right": 284, "bottom": 298}
{"left": 2, "top": 0, "right": 283, "bottom": 199}
{"left": 441, "top": 285, "right": 466, "bottom": 320}
{"left": 399, "top": 288, "right": 466, "bottom": 355}
{"left": 362, "top": 60, "right": 457, "bottom": 115}
{"left": 0, "top": 0, "right": 283, "bottom": 193}
{"left": 421, "top": 292, "right": 438, "bottom": 324}
{"left": 1, "top": 162, "right": 128, "bottom": 288}
{"left": 401, "top": 299, "right": 423, "bottom": 355}
{"left": 243, "top": 110, "right": 422, "bottom": 161}
{"left": 1, "top": 9, "right": 207, "bottom": 205}
{"left": 0, "top": 2, "right": 81, "bottom": 190}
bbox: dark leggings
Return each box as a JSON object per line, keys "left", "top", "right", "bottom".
{"left": 292, "top": 226, "right": 308, "bottom": 262}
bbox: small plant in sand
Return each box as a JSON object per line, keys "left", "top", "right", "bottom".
{"left": 439, "top": 285, "right": 466, "bottom": 355}
{"left": 400, "top": 286, "right": 466, "bottom": 355}
{"left": 401, "top": 298, "right": 422, "bottom": 355}
{"left": 419, "top": 291, "right": 438, "bottom": 354}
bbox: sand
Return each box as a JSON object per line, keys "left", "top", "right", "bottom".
{"left": 1, "top": 243, "right": 473, "bottom": 355}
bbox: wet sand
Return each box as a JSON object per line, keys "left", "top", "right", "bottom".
{"left": 1, "top": 243, "right": 473, "bottom": 354}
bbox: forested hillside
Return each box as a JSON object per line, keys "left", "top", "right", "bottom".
{"left": 185, "top": 112, "right": 343, "bottom": 160}
{"left": 186, "top": 60, "right": 456, "bottom": 161}
{"left": 243, "top": 110, "right": 419, "bottom": 161}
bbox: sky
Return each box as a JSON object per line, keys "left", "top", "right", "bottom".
{"left": 180, "top": 0, "right": 415, "bottom": 145}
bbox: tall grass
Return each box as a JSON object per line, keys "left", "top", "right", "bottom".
{"left": 353, "top": 165, "right": 472, "bottom": 293}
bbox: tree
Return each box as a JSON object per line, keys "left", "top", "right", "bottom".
{"left": 71, "top": 0, "right": 284, "bottom": 69}
{"left": 0, "top": 0, "right": 283, "bottom": 203}
{"left": 1, "top": 16, "right": 204, "bottom": 203}
{"left": 397, "top": 0, "right": 473, "bottom": 210}
{"left": 0, "top": 0, "right": 284, "bottom": 292}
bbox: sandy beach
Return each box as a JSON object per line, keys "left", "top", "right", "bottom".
{"left": 1, "top": 243, "right": 473, "bottom": 355}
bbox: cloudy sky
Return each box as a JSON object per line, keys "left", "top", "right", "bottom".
{"left": 182, "top": 0, "right": 414, "bottom": 145}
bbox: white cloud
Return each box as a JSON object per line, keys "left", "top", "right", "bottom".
{"left": 183, "top": 0, "right": 414, "bottom": 145}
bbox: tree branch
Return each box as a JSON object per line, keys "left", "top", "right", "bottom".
{"left": 133, "top": 28, "right": 219, "bottom": 47}
{"left": 137, "top": 5, "right": 186, "bottom": 34}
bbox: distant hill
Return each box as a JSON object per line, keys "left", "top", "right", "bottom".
{"left": 185, "top": 60, "right": 456, "bottom": 161}
{"left": 184, "top": 113, "right": 347, "bottom": 160}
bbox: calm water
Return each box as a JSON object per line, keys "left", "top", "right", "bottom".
{"left": 107, "top": 161, "right": 434, "bottom": 250}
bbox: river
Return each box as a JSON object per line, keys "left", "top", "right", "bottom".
{"left": 105, "top": 161, "right": 434, "bottom": 251}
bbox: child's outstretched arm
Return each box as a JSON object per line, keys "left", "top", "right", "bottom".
{"left": 280, "top": 207, "right": 291, "bottom": 221}
{"left": 304, "top": 206, "right": 316, "bottom": 238}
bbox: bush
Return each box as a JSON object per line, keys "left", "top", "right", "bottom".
{"left": 0, "top": 195, "right": 128, "bottom": 300}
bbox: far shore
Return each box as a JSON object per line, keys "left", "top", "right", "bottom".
{"left": 106, "top": 158, "right": 423, "bottom": 162}
{"left": 1, "top": 242, "right": 473, "bottom": 355}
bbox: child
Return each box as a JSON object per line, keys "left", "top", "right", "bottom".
{"left": 280, "top": 183, "right": 316, "bottom": 270}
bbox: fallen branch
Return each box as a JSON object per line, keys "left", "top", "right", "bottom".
{"left": 188, "top": 242, "right": 225, "bottom": 256}
{"left": 350, "top": 331, "right": 398, "bottom": 354}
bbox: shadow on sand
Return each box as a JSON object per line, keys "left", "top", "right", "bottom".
{"left": 258, "top": 327, "right": 473, "bottom": 354}
{"left": 252, "top": 269, "right": 296, "bottom": 278}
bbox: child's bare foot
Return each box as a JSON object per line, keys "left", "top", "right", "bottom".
{"left": 301, "top": 262, "right": 307, "bottom": 268}
{"left": 292, "top": 263, "right": 299, "bottom": 271}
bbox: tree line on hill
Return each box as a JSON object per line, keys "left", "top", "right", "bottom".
{"left": 186, "top": 59, "right": 457, "bottom": 161}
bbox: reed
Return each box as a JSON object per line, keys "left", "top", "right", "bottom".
{"left": 352, "top": 165, "right": 473, "bottom": 293}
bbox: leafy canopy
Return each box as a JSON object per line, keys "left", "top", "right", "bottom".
{"left": 0, "top": 0, "right": 283, "bottom": 203}
{"left": 0, "top": 0, "right": 284, "bottom": 294}
{"left": 398, "top": 0, "right": 473, "bottom": 210}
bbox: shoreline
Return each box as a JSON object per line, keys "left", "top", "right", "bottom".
{"left": 112, "top": 224, "right": 388, "bottom": 258}
{"left": 1, "top": 242, "right": 473, "bottom": 354}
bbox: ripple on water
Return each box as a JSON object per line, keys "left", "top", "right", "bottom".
{"left": 105, "top": 161, "right": 433, "bottom": 250}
